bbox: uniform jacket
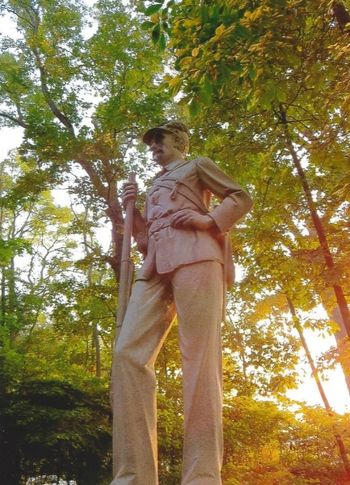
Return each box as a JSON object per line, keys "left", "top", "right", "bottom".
{"left": 133, "top": 157, "right": 253, "bottom": 285}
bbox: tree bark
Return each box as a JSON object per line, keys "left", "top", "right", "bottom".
{"left": 82, "top": 213, "right": 103, "bottom": 379}
{"left": 93, "top": 324, "right": 101, "bottom": 379}
{"left": 332, "top": 305, "right": 350, "bottom": 395}
{"left": 320, "top": 288, "right": 350, "bottom": 396}
{"left": 0, "top": 176, "right": 5, "bottom": 323}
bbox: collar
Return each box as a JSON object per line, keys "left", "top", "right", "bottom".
{"left": 154, "top": 159, "right": 189, "bottom": 180}
{"left": 163, "top": 159, "right": 186, "bottom": 171}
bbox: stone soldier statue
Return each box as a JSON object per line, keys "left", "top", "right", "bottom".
{"left": 111, "top": 121, "right": 253, "bottom": 485}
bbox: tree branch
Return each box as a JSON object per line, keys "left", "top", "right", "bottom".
{"left": 0, "top": 111, "right": 28, "bottom": 128}
{"left": 75, "top": 158, "right": 109, "bottom": 201}
{"left": 32, "top": 48, "right": 76, "bottom": 137}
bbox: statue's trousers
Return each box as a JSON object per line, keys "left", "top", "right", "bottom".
{"left": 111, "top": 261, "right": 223, "bottom": 485}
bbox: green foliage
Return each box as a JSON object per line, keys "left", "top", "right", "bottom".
{"left": 0, "top": 0, "right": 172, "bottom": 294}
{"left": 0, "top": 379, "right": 111, "bottom": 484}
{"left": 0, "top": 154, "right": 116, "bottom": 482}
{"left": 140, "top": 1, "right": 350, "bottom": 479}
{"left": 223, "top": 305, "right": 300, "bottom": 398}
{"left": 0, "top": 237, "right": 31, "bottom": 264}
{"left": 148, "top": 0, "right": 350, "bottom": 339}
{"left": 2, "top": 0, "right": 350, "bottom": 482}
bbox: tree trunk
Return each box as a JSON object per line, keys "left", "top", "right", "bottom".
{"left": 82, "top": 215, "right": 102, "bottom": 379}
{"left": 93, "top": 324, "right": 101, "bottom": 378}
{"left": 279, "top": 106, "right": 350, "bottom": 338}
{"left": 0, "top": 273, "right": 5, "bottom": 324}
{"left": 286, "top": 295, "right": 350, "bottom": 475}
{"left": 320, "top": 288, "right": 350, "bottom": 396}
{"left": 0, "top": 169, "right": 5, "bottom": 324}
{"left": 332, "top": 305, "right": 350, "bottom": 394}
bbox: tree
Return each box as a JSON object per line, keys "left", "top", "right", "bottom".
{"left": 1, "top": 3, "right": 173, "bottom": 470}
{"left": 0, "top": 151, "right": 115, "bottom": 482}
{"left": 142, "top": 0, "right": 350, "bottom": 332}
{"left": 0, "top": 379, "right": 111, "bottom": 484}
{"left": 2, "top": 1, "right": 350, "bottom": 481}
{"left": 0, "top": 153, "right": 80, "bottom": 386}
{"left": 0, "top": 0, "right": 169, "bottom": 282}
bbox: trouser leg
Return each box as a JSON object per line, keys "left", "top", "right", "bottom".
{"left": 172, "top": 261, "right": 224, "bottom": 485}
{"left": 111, "top": 275, "right": 175, "bottom": 485}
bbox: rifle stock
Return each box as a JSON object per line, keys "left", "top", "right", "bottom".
{"left": 116, "top": 172, "right": 136, "bottom": 337}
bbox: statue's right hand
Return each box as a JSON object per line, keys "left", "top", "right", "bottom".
{"left": 121, "top": 182, "right": 138, "bottom": 209}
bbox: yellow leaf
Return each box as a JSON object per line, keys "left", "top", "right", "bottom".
{"left": 168, "top": 76, "right": 181, "bottom": 88}
{"left": 183, "top": 18, "right": 200, "bottom": 28}
{"left": 243, "top": 6, "right": 265, "bottom": 22}
{"left": 214, "top": 24, "right": 226, "bottom": 40}
{"left": 179, "top": 56, "right": 193, "bottom": 67}
{"left": 150, "top": 13, "right": 159, "bottom": 23}
{"left": 167, "top": 76, "right": 182, "bottom": 96}
{"left": 215, "top": 24, "right": 226, "bottom": 36}
{"left": 192, "top": 47, "right": 200, "bottom": 57}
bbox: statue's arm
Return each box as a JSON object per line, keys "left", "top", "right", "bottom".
{"left": 196, "top": 157, "right": 253, "bottom": 233}
{"left": 132, "top": 208, "right": 148, "bottom": 255}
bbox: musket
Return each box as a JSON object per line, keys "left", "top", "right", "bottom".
{"left": 116, "top": 172, "right": 136, "bottom": 338}
{"left": 111, "top": 172, "right": 136, "bottom": 476}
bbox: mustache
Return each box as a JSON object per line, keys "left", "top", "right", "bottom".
{"left": 151, "top": 148, "right": 164, "bottom": 155}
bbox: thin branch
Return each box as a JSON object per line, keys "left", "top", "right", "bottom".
{"left": 75, "top": 158, "right": 109, "bottom": 200}
{"left": 32, "top": 48, "right": 75, "bottom": 136}
{"left": 4, "top": 7, "right": 36, "bottom": 29}
{"left": 0, "top": 111, "right": 28, "bottom": 128}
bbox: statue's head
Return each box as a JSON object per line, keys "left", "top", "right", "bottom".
{"left": 142, "top": 121, "right": 190, "bottom": 155}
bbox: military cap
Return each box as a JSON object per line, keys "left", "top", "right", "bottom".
{"left": 142, "top": 121, "right": 190, "bottom": 154}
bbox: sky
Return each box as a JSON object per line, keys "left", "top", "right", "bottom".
{"left": 1, "top": 4, "right": 349, "bottom": 415}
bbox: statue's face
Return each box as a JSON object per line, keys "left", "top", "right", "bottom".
{"left": 149, "top": 132, "right": 183, "bottom": 166}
